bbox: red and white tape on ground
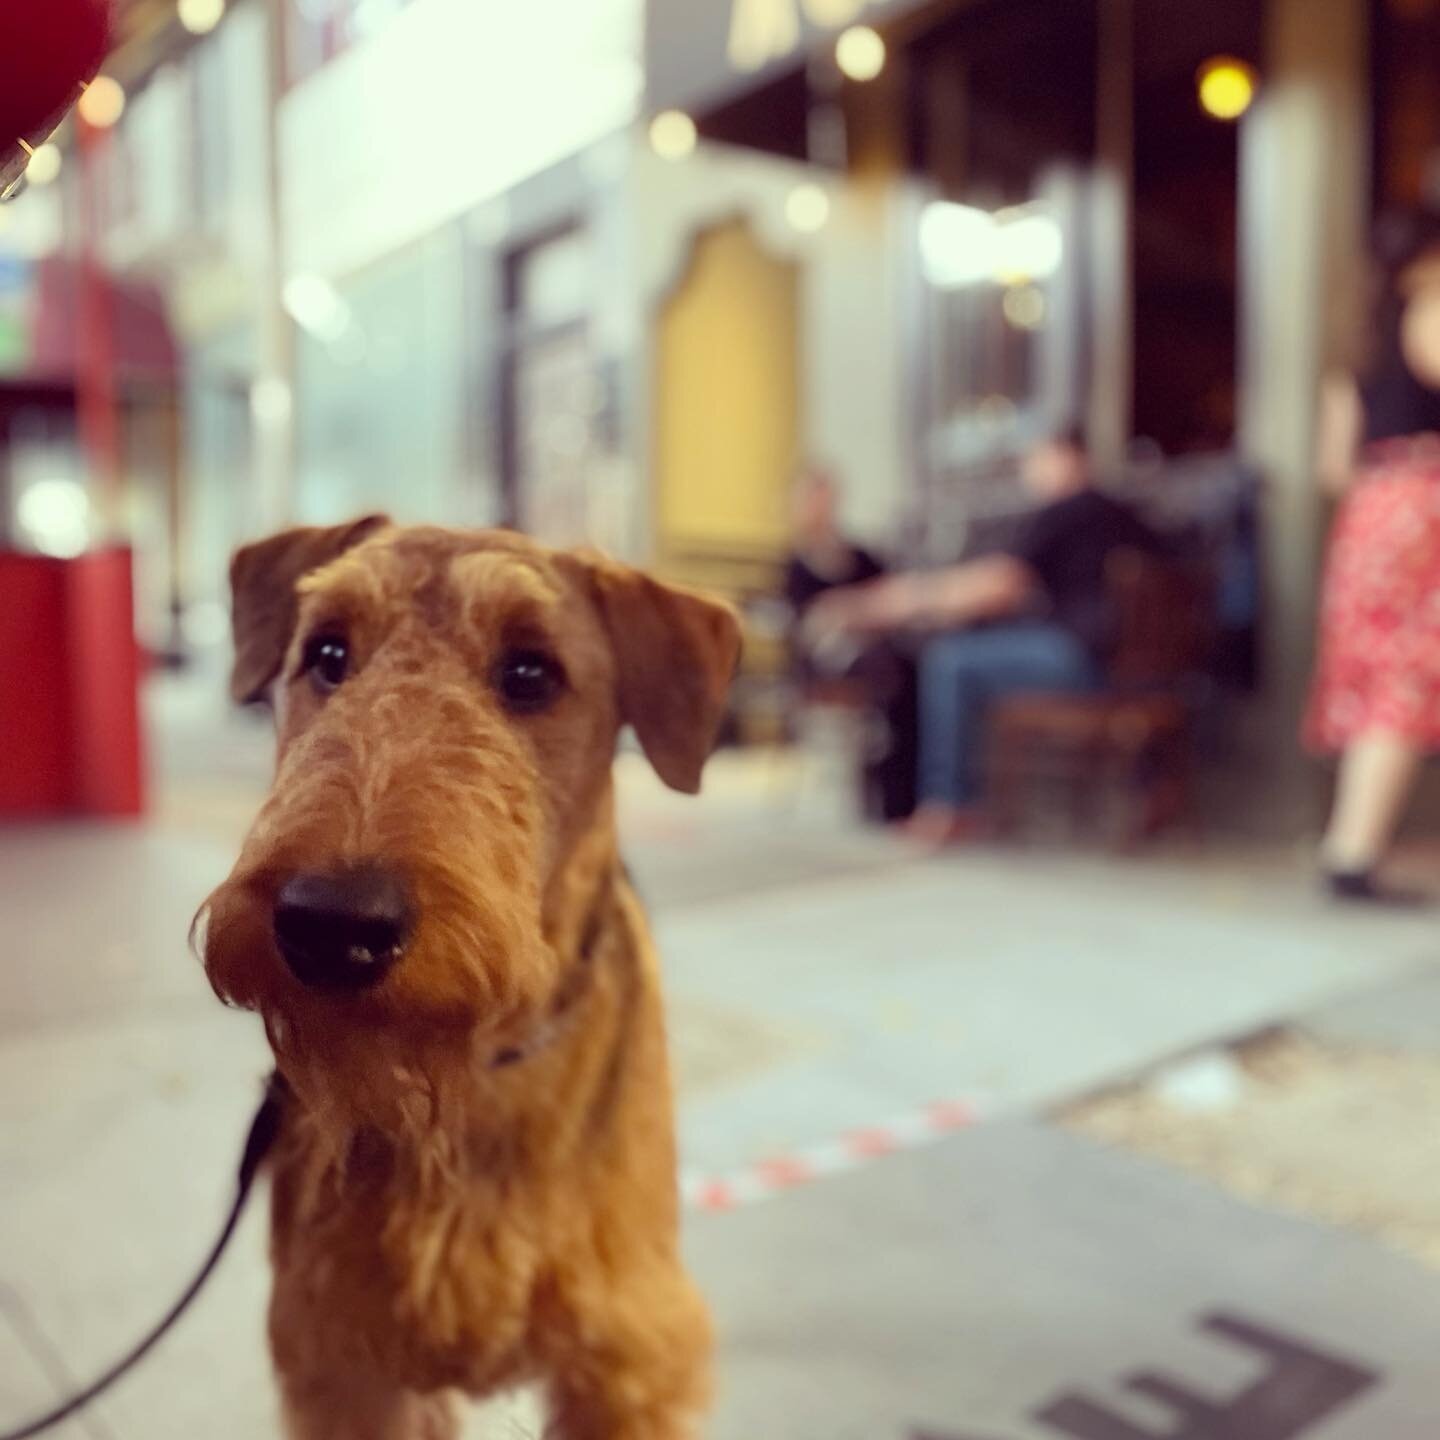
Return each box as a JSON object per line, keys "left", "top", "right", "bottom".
{"left": 680, "top": 1098, "right": 984, "bottom": 1214}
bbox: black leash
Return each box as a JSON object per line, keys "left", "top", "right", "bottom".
{"left": 0, "top": 1074, "right": 287, "bottom": 1440}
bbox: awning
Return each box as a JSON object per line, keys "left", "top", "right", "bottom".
{"left": 3, "top": 254, "right": 178, "bottom": 389}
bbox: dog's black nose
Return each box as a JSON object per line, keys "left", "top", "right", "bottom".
{"left": 273, "top": 868, "right": 413, "bottom": 991}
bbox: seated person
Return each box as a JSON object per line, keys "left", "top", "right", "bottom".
{"left": 809, "top": 427, "right": 1167, "bottom": 846}
{"left": 785, "top": 464, "right": 885, "bottom": 623}
{"left": 784, "top": 466, "right": 920, "bottom": 820}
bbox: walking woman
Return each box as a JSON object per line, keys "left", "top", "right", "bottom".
{"left": 1307, "top": 210, "right": 1440, "bottom": 902}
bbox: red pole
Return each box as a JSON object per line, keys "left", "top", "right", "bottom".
{"left": 72, "top": 112, "right": 145, "bottom": 818}
{"left": 76, "top": 116, "right": 122, "bottom": 527}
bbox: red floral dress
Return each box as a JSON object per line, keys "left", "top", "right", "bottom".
{"left": 1306, "top": 435, "right": 1440, "bottom": 751}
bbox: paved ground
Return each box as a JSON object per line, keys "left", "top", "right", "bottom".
{"left": 693, "top": 1122, "right": 1440, "bottom": 1440}
{"left": 1064, "top": 987, "right": 1440, "bottom": 1274}
{"left": 4, "top": 671, "right": 1440, "bottom": 1438}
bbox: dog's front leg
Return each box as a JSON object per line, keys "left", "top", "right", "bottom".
{"left": 544, "top": 1265, "right": 712, "bottom": 1440}
{"left": 278, "top": 1368, "right": 459, "bottom": 1440}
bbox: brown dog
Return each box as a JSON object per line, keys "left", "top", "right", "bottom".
{"left": 199, "top": 518, "right": 741, "bottom": 1440}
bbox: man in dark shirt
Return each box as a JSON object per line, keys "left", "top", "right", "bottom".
{"left": 807, "top": 428, "right": 1166, "bottom": 844}
{"left": 1009, "top": 465, "right": 1168, "bottom": 660}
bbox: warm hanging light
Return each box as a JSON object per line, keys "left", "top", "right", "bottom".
{"left": 1197, "top": 56, "right": 1258, "bottom": 121}
{"left": 25, "top": 143, "right": 63, "bottom": 186}
{"left": 649, "top": 110, "right": 697, "bottom": 162}
{"left": 1003, "top": 285, "right": 1047, "bottom": 331}
{"left": 785, "top": 183, "right": 831, "bottom": 233}
{"left": 178, "top": 0, "right": 226, "bottom": 36}
{"left": 835, "top": 25, "right": 886, "bottom": 82}
{"left": 920, "top": 202, "right": 1064, "bottom": 289}
{"left": 77, "top": 76, "right": 126, "bottom": 129}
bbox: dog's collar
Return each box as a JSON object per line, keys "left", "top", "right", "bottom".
{"left": 488, "top": 864, "right": 617, "bottom": 1071}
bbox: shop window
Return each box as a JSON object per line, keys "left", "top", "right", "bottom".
{"left": 293, "top": 228, "right": 466, "bottom": 524}
{"left": 500, "top": 225, "right": 605, "bottom": 546}
{"left": 285, "top": 0, "right": 419, "bottom": 89}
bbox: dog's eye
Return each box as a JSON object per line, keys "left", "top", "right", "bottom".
{"left": 497, "top": 649, "right": 564, "bottom": 713}
{"left": 302, "top": 633, "right": 350, "bottom": 692}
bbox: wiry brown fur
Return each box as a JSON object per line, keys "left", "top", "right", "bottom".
{"left": 200, "top": 522, "right": 741, "bottom": 1440}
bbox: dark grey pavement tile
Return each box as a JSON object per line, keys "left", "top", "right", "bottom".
{"left": 688, "top": 1120, "right": 1440, "bottom": 1440}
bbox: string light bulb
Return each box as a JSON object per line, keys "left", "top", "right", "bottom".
{"left": 836, "top": 26, "right": 886, "bottom": 82}
{"left": 178, "top": 0, "right": 226, "bottom": 36}
{"left": 78, "top": 76, "right": 126, "bottom": 129}
{"left": 649, "top": 110, "right": 697, "bottom": 161}
{"left": 785, "top": 183, "right": 831, "bottom": 233}
{"left": 25, "top": 144, "right": 63, "bottom": 186}
{"left": 1197, "top": 56, "right": 1258, "bottom": 121}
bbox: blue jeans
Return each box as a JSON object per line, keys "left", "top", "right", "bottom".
{"left": 918, "top": 622, "right": 1099, "bottom": 808}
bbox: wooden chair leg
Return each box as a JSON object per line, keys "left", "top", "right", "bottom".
{"left": 1067, "top": 742, "right": 1097, "bottom": 839}
{"left": 1128, "top": 727, "right": 1189, "bottom": 845}
{"left": 1151, "top": 728, "right": 1195, "bottom": 839}
{"left": 987, "top": 724, "right": 1024, "bottom": 837}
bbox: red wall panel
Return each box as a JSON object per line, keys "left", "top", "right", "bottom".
{"left": 0, "top": 549, "right": 144, "bottom": 817}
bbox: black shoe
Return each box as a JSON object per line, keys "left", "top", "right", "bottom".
{"left": 1325, "top": 869, "right": 1430, "bottom": 908}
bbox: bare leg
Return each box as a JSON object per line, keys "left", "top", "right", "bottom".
{"left": 280, "top": 1370, "right": 459, "bottom": 1440}
{"left": 1321, "top": 730, "right": 1423, "bottom": 873}
{"left": 897, "top": 802, "right": 988, "bottom": 851}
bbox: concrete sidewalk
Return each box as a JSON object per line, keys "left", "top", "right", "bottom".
{"left": 692, "top": 1121, "right": 1440, "bottom": 1440}
{"left": 657, "top": 840, "right": 1436, "bottom": 1178}
{"left": 4, "top": 718, "right": 1440, "bottom": 1439}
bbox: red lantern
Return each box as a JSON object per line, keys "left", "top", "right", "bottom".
{"left": 0, "top": 0, "right": 112, "bottom": 196}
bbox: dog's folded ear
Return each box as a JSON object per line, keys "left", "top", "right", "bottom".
{"left": 583, "top": 556, "right": 742, "bottom": 794}
{"left": 229, "top": 515, "right": 390, "bottom": 704}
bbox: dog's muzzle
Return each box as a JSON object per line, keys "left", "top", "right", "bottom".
{"left": 272, "top": 867, "right": 413, "bottom": 991}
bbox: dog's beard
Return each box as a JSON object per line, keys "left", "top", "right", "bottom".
{"left": 272, "top": 1023, "right": 496, "bottom": 1243}
{"left": 201, "top": 867, "right": 559, "bottom": 1143}
{"left": 201, "top": 732, "right": 564, "bottom": 1146}
{"left": 267, "top": 1002, "right": 475, "bottom": 1148}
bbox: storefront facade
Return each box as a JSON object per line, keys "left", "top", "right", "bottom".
{"left": 645, "top": 0, "right": 1383, "bottom": 780}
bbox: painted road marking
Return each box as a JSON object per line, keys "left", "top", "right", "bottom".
{"left": 682, "top": 1096, "right": 985, "bottom": 1213}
